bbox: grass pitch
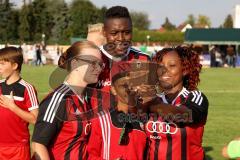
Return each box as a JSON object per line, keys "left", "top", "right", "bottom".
{"left": 21, "top": 65, "right": 240, "bottom": 160}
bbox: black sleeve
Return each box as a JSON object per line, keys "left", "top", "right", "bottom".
{"left": 32, "top": 96, "right": 67, "bottom": 147}
{"left": 183, "top": 91, "right": 209, "bottom": 124}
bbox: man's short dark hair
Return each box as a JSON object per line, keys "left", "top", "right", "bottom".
{"left": 104, "top": 6, "right": 132, "bottom": 22}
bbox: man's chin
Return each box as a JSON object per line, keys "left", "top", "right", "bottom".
{"left": 114, "top": 51, "right": 127, "bottom": 57}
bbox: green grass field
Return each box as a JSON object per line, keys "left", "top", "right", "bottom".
{"left": 21, "top": 65, "right": 240, "bottom": 160}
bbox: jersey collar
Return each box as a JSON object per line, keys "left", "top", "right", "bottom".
{"left": 157, "top": 87, "right": 188, "bottom": 105}
{"left": 63, "top": 81, "right": 84, "bottom": 104}
{"left": 100, "top": 45, "right": 131, "bottom": 62}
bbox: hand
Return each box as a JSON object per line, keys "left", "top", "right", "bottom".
{"left": 134, "top": 84, "right": 157, "bottom": 104}
{"left": 126, "top": 85, "right": 140, "bottom": 108}
{"left": 0, "top": 91, "right": 17, "bottom": 111}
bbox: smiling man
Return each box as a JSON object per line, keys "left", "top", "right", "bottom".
{"left": 89, "top": 6, "right": 151, "bottom": 111}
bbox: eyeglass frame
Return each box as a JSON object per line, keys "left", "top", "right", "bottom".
{"left": 74, "top": 56, "right": 105, "bottom": 70}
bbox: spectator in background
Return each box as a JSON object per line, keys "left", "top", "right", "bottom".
{"left": 35, "top": 44, "right": 42, "bottom": 66}
{"left": 210, "top": 46, "right": 216, "bottom": 67}
{"left": 226, "top": 46, "right": 236, "bottom": 68}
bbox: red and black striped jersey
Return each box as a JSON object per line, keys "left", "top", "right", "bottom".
{"left": 87, "top": 109, "right": 147, "bottom": 160}
{"left": 0, "top": 78, "right": 39, "bottom": 146}
{"left": 86, "top": 46, "right": 151, "bottom": 112}
{"left": 98, "top": 46, "right": 151, "bottom": 89}
{"left": 32, "top": 83, "right": 91, "bottom": 160}
{"left": 146, "top": 87, "right": 209, "bottom": 160}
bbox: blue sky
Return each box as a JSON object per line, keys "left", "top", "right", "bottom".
{"left": 12, "top": 0, "right": 240, "bottom": 29}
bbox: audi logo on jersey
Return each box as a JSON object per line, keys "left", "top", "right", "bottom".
{"left": 146, "top": 121, "right": 178, "bottom": 134}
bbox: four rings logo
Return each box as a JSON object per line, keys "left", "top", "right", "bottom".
{"left": 146, "top": 121, "right": 178, "bottom": 134}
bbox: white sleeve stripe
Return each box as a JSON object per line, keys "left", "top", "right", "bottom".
{"left": 43, "top": 85, "right": 67, "bottom": 121}
{"left": 99, "top": 111, "right": 109, "bottom": 160}
{"left": 49, "top": 88, "right": 70, "bottom": 123}
{"left": 191, "top": 92, "right": 196, "bottom": 102}
{"left": 101, "top": 112, "right": 109, "bottom": 160}
{"left": 19, "top": 81, "right": 34, "bottom": 107}
{"left": 28, "top": 105, "right": 39, "bottom": 111}
{"left": 182, "top": 91, "right": 189, "bottom": 97}
{"left": 21, "top": 81, "right": 36, "bottom": 107}
{"left": 195, "top": 92, "right": 202, "bottom": 104}
{"left": 98, "top": 113, "right": 107, "bottom": 159}
{"left": 20, "top": 81, "right": 38, "bottom": 108}
{"left": 47, "top": 88, "right": 70, "bottom": 123}
{"left": 198, "top": 97, "right": 203, "bottom": 105}
{"left": 191, "top": 91, "right": 204, "bottom": 105}
{"left": 105, "top": 112, "right": 111, "bottom": 160}
{"left": 43, "top": 85, "right": 68, "bottom": 122}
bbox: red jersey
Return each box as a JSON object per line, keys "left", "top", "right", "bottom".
{"left": 146, "top": 87, "right": 209, "bottom": 160}
{"left": 0, "top": 78, "right": 39, "bottom": 147}
{"left": 87, "top": 110, "right": 147, "bottom": 160}
{"left": 32, "top": 83, "right": 91, "bottom": 160}
{"left": 86, "top": 46, "right": 151, "bottom": 112}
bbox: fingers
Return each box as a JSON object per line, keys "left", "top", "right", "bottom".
{"left": 0, "top": 95, "right": 5, "bottom": 102}
{"left": 0, "top": 97, "right": 6, "bottom": 107}
{"left": 10, "top": 91, "right": 14, "bottom": 98}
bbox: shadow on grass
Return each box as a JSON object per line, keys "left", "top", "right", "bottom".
{"left": 204, "top": 146, "right": 214, "bottom": 160}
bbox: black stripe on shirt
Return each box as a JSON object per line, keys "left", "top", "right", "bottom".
{"left": 153, "top": 116, "right": 160, "bottom": 160}
{"left": 78, "top": 141, "right": 85, "bottom": 160}
{"left": 154, "top": 132, "right": 160, "bottom": 160}
{"left": 64, "top": 105, "right": 83, "bottom": 160}
{"left": 166, "top": 134, "right": 172, "bottom": 160}
{"left": 97, "top": 89, "right": 103, "bottom": 112}
{"left": 181, "top": 128, "right": 187, "bottom": 160}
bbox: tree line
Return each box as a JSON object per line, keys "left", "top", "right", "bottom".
{"left": 0, "top": 0, "right": 150, "bottom": 44}
{"left": 0, "top": 0, "right": 234, "bottom": 44}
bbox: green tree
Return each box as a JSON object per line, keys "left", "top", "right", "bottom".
{"left": 7, "top": 9, "right": 19, "bottom": 41}
{"left": 98, "top": 6, "right": 107, "bottom": 23}
{"left": 18, "top": 4, "right": 30, "bottom": 41}
{"left": 161, "top": 17, "right": 176, "bottom": 31}
{"left": 67, "top": 0, "right": 101, "bottom": 38}
{"left": 185, "top": 14, "right": 195, "bottom": 26}
{"left": 196, "top": 15, "right": 211, "bottom": 27}
{"left": 130, "top": 11, "right": 150, "bottom": 30}
{"left": 223, "top": 14, "right": 233, "bottom": 28}
{"left": 0, "top": 0, "right": 14, "bottom": 42}
{"left": 31, "top": 0, "right": 53, "bottom": 41}
{"left": 50, "top": 0, "right": 70, "bottom": 43}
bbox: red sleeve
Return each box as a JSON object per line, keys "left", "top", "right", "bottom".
{"left": 87, "top": 117, "right": 103, "bottom": 160}
{"left": 24, "top": 84, "right": 39, "bottom": 111}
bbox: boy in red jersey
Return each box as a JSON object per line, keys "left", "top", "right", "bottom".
{"left": 0, "top": 47, "right": 39, "bottom": 160}
{"left": 87, "top": 62, "right": 148, "bottom": 160}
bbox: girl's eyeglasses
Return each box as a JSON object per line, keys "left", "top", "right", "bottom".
{"left": 74, "top": 57, "right": 105, "bottom": 70}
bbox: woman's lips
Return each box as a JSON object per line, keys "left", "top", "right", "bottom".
{"left": 161, "top": 76, "right": 171, "bottom": 80}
